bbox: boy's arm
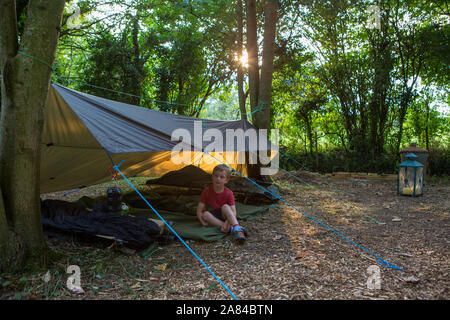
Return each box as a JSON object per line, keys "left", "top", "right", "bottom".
{"left": 197, "top": 202, "right": 207, "bottom": 226}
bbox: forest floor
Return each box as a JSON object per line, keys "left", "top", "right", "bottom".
{"left": 1, "top": 172, "right": 449, "bottom": 300}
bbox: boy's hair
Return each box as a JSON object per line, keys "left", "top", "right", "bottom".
{"left": 212, "top": 164, "right": 231, "bottom": 179}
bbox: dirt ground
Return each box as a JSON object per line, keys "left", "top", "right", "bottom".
{"left": 1, "top": 172, "right": 449, "bottom": 300}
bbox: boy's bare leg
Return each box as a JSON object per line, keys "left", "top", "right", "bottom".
{"left": 221, "top": 204, "right": 239, "bottom": 226}
{"left": 201, "top": 211, "right": 225, "bottom": 228}
{"left": 221, "top": 204, "right": 246, "bottom": 242}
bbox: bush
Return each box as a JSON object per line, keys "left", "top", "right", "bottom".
{"left": 280, "top": 147, "right": 449, "bottom": 176}
{"left": 427, "top": 149, "right": 450, "bottom": 176}
{"left": 279, "top": 149, "right": 401, "bottom": 175}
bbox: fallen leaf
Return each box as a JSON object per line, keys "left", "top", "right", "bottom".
{"left": 43, "top": 271, "right": 51, "bottom": 283}
{"left": 403, "top": 276, "right": 420, "bottom": 284}
{"left": 398, "top": 253, "right": 413, "bottom": 258}
{"left": 68, "top": 286, "right": 85, "bottom": 294}
{"left": 131, "top": 282, "right": 141, "bottom": 289}
{"left": 155, "top": 263, "right": 167, "bottom": 272}
{"left": 149, "top": 277, "right": 168, "bottom": 282}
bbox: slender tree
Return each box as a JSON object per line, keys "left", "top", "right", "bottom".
{"left": 257, "top": 0, "right": 278, "bottom": 130}
{"left": 392, "top": 4, "right": 426, "bottom": 154}
{"left": 367, "top": 0, "right": 394, "bottom": 157}
{"left": 236, "top": 0, "right": 247, "bottom": 120}
{"left": 246, "top": 0, "right": 259, "bottom": 124}
{"left": 245, "top": 0, "right": 278, "bottom": 130}
{"left": 0, "top": 0, "right": 66, "bottom": 272}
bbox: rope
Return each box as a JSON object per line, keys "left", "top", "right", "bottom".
{"left": 17, "top": 51, "right": 56, "bottom": 71}
{"left": 110, "top": 139, "right": 400, "bottom": 270}
{"left": 249, "top": 106, "right": 262, "bottom": 115}
{"left": 111, "top": 160, "right": 238, "bottom": 300}
{"left": 249, "top": 100, "right": 269, "bottom": 116}
{"left": 53, "top": 76, "right": 201, "bottom": 111}
{"left": 142, "top": 247, "right": 162, "bottom": 259}
{"left": 49, "top": 77, "right": 398, "bottom": 270}
{"left": 278, "top": 167, "right": 385, "bottom": 225}
{"left": 278, "top": 149, "right": 385, "bottom": 224}
{"left": 203, "top": 151, "right": 403, "bottom": 271}
{"left": 63, "top": 187, "right": 84, "bottom": 197}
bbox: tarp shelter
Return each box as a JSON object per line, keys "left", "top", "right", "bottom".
{"left": 41, "top": 83, "right": 277, "bottom": 194}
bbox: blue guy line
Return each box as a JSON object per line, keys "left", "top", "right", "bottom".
{"left": 277, "top": 148, "right": 384, "bottom": 224}
{"left": 249, "top": 106, "right": 262, "bottom": 115}
{"left": 204, "top": 152, "right": 403, "bottom": 271}
{"left": 63, "top": 187, "right": 81, "bottom": 197}
{"left": 278, "top": 167, "right": 384, "bottom": 225}
{"left": 111, "top": 161, "right": 238, "bottom": 300}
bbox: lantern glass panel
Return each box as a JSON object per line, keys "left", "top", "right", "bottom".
{"left": 399, "top": 166, "right": 423, "bottom": 196}
{"left": 415, "top": 167, "right": 424, "bottom": 195}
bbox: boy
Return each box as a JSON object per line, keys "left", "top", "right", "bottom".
{"left": 196, "top": 164, "right": 247, "bottom": 243}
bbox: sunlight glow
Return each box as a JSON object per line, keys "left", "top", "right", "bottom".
{"left": 238, "top": 51, "right": 248, "bottom": 68}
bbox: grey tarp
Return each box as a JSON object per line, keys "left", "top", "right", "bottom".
{"left": 40, "top": 83, "right": 277, "bottom": 194}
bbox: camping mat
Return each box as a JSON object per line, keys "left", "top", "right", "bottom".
{"left": 76, "top": 192, "right": 270, "bottom": 242}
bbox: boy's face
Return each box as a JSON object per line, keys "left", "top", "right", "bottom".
{"left": 212, "top": 169, "right": 229, "bottom": 187}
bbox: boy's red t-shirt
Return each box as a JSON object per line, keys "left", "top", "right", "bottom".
{"left": 200, "top": 185, "right": 235, "bottom": 213}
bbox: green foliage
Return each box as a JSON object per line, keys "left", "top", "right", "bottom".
{"left": 271, "top": 0, "right": 448, "bottom": 174}
{"left": 49, "top": 0, "right": 448, "bottom": 175}
{"left": 15, "top": 0, "right": 28, "bottom": 37}
{"left": 280, "top": 147, "right": 398, "bottom": 174}
{"left": 54, "top": 0, "right": 236, "bottom": 116}
{"left": 428, "top": 149, "right": 450, "bottom": 176}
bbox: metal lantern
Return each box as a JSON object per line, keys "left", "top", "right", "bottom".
{"left": 397, "top": 153, "right": 424, "bottom": 197}
{"left": 106, "top": 186, "right": 123, "bottom": 212}
{"left": 400, "top": 143, "right": 429, "bottom": 178}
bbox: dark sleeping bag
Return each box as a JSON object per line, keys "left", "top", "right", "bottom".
{"left": 41, "top": 199, "right": 161, "bottom": 250}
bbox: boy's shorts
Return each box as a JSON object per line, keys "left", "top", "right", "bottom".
{"left": 211, "top": 209, "right": 226, "bottom": 222}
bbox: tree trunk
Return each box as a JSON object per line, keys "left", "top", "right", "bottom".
{"left": 245, "top": 0, "right": 259, "bottom": 124}
{"left": 0, "top": 185, "right": 22, "bottom": 272}
{"left": 314, "top": 131, "right": 319, "bottom": 170}
{"left": 195, "top": 78, "right": 215, "bottom": 117}
{"left": 425, "top": 100, "right": 430, "bottom": 151}
{"left": 0, "top": 0, "right": 18, "bottom": 273}
{"left": 237, "top": 0, "right": 247, "bottom": 120}
{"left": 245, "top": 0, "right": 278, "bottom": 178}
{"left": 395, "top": 89, "right": 412, "bottom": 155}
{"left": 256, "top": 0, "right": 278, "bottom": 130}
{"left": 176, "top": 77, "right": 185, "bottom": 115}
{"left": 303, "top": 114, "right": 313, "bottom": 156}
{"left": 368, "top": 1, "right": 393, "bottom": 159}
{"left": 0, "top": 0, "right": 66, "bottom": 271}
{"left": 131, "top": 15, "right": 143, "bottom": 106}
